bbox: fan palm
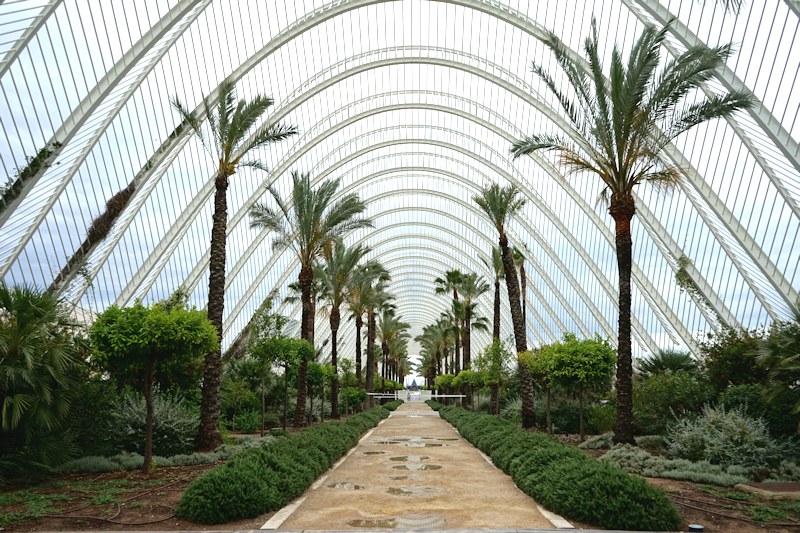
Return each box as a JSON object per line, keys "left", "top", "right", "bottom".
{"left": 510, "top": 19, "right": 753, "bottom": 443}
{"left": 172, "top": 79, "right": 297, "bottom": 450}
{"left": 635, "top": 349, "right": 698, "bottom": 379}
{"left": 315, "top": 241, "right": 370, "bottom": 418}
{"left": 482, "top": 246, "right": 505, "bottom": 341}
{"left": 474, "top": 183, "right": 536, "bottom": 428}
{"left": 249, "top": 171, "right": 372, "bottom": 427}
{"left": 757, "top": 301, "right": 800, "bottom": 414}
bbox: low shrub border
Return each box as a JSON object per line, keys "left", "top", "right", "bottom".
{"left": 427, "top": 401, "right": 681, "bottom": 531}
{"left": 177, "top": 400, "right": 402, "bottom": 524}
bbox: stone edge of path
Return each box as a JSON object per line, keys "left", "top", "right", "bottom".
{"left": 262, "top": 408, "right": 575, "bottom": 530}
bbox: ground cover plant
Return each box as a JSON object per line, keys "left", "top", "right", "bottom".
{"left": 176, "top": 401, "right": 401, "bottom": 524}
{"left": 428, "top": 401, "right": 681, "bottom": 531}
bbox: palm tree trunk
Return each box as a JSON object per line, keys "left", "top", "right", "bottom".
{"left": 330, "top": 307, "right": 340, "bottom": 419}
{"left": 295, "top": 264, "right": 314, "bottom": 428}
{"left": 464, "top": 307, "right": 473, "bottom": 407}
{"left": 520, "top": 264, "right": 527, "bottom": 346}
{"left": 500, "top": 234, "right": 535, "bottom": 428}
{"left": 355, "top": 315, "right": 363, "bottom": 387}
{"left": 493, "top": 279, "right": 500, "bottom": 340}
{"left": 197, "top": 172, "right": 228, "bottom": 451}
{"left": 143, "top": 355, "right": 154, "bottom": 475}
{"left": 610, "top": 194, "right": 636, "bottom": 444}
{"left": 365, "top": 310, "right": 376, "bottom": 407}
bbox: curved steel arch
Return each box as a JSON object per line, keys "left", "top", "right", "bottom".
{"left": 5, "top": 0, "right": 791, "bottom": 318}
{"left": 71, "top": 45, "right": 737, "bottom": 326}
{"left": 218, "top": 131, "right": 689, "bottom": 353}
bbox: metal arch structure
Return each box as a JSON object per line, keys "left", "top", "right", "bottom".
{"left": 3, "top": 1, "right": 795, "bottom": 314}
{"left": 0, "top": 0, "right": 797, "bottom": 356}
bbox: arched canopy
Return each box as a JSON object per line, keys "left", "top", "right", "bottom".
{"left": 1, "top": 0, "right": 798, "bottom": 359}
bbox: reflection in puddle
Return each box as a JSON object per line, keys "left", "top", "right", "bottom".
{"left": 347, "top": 515, "right": 446, "bottom": 529}
{"left": 393, "top": 464, "right": 442, "bottom": 471}
{"left": 387, "top": 487, "right": 434, "bottom": 496}
{"left": 404, "top": 442, "right": 444, "bottom": 447}
{"left": 438, "top": 438, "right": 458, "bottom": 441}
{"left": 348, "top": 518, "right": 397, "bottom": 528}
{"left": 327, "top": 482, "right": 365, "bottom": 490}
{"left": 389, "top": 455, "right": 429, "bottom": 462}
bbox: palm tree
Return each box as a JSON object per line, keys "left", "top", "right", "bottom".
{"left": 512, "top": 246, "right": 528, "bottom": 345}
{"left": 435, "top": 269, "right": 464, "bottom": 371}
{"left": 474, "top": 183, "right": 536, "bottom": 428}
{"left": 249, "top": 171, "right": 372, "bottom": 427}
{"left": 346, "top": 261, "right": 389, "bottom": 388}
{"left": 378, "top": 310, "right": 410, "bottom": 389}
{"left": 171, "top": 80, "right": 297, "bottom": 450}
{"left": 460, "top": 272, "right": 490, "bottom": 372}
{"left": 362, "top": 278, "right": 393, "bottom": 405}
{"left": 0, "top": 283, "right": 83, "bottom": 480}
{"left": 482, "top": 246, "right": 505, "bottom": 341}
{"left": 440, "top": 304, "right": 462, "bottom": 374}
{"left": 635, "top": 349, "right": 698, "bottom": 378}
{"left": 757, "top": 301, "right": 800, "bottom": 415}
{"left": 510, "top": 19, "right": 753, "bottom": 443}
{"left": 316, "top": 241, "right": 370, "bottom": 418}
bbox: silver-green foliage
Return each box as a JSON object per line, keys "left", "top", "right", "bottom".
{"left": 599, "top": 445, "right": 750, "bottom": 486}
{"left": 105, "top": 389, "right": 198, "bottom": 456}
{"left": 667, "top": 404, "right": 780, "bottom": 468}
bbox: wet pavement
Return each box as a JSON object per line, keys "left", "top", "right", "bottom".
{"left": 272, "top": 401, "right": 556, "bottom": 530}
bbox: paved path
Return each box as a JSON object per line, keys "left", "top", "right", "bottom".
{"left": 271, "top": 401, "right": 557, "bottom": 530}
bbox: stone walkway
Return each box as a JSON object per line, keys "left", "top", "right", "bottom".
{"left": 268, "top": 401, "right": 561, "bottom": 530}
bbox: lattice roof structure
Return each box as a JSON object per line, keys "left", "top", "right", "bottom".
{"left": 1, "top": 0, "right": 798, "bottom": 358}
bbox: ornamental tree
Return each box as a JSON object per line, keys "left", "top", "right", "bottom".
{"left": 91, "top": 299, "right": 218, "bottom": 474}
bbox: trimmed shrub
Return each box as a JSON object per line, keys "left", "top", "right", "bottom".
{"left": 177, "top": 402, "right": 400, "bottom": 524}
{"left": 427, "top": 401, "right": 680, "bottom": 531}
{"left": 633, "top": 371, "right": 711, "bottom": 435}
{"left": 232, "top": 409, "right": 260, "bottom": 433}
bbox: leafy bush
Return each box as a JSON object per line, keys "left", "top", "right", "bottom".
{"left": 177, "top": 401, "right": 401, "bottom": 524}
{"left": 634, "top": 371, "right": 711, "bottom": 435}
{"left": 587, "top": 403, "right": 616, "bottom": 433}
{"left": 699, "top": 327, "right": 766, "bottom": 394}
{"left": 718, "top": 384, "right": 800, "bottom": 437}
{"left": 667, "top": 405, "right": 781, "bottom": 468}
{"left": 428, "top": 401, "right": 680, "bottom": 531}
{"left": 105, "top": 389, "right": 198, "bottom": 456}
{"left": 231, "top": 409, "right": 260, "bottom": 433}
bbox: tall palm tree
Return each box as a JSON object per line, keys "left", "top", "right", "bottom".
{"left": 172, "top": 80, "right": 297, "bottom": 450}
{"left": 249, "top": 171, "right": 372, "bottom": 427}
{"left": 316, "top": 241, "right": 370, "bottom": 418}
{"left": 378, "top": 310, "right": 410, "bottom": 389}
{"left": 435, "top": 269, "right": 464, "bottom": 370}
{"left": 474, "top": 183, "right": 536, "bottom": 428}
{"left": 510, "top": 20, "right": 752, "bottom": 443}
{"left": 363, "top": 279, "right": 393, "bottom": 405}
{"left": 440, "top": 304, "right": 462, "bottom": 374}
{"left": 511, "top": 245, "right": 528, "bottom": 345}
{"left": 459, "top": 272, "right": 490, "bottom": 372}
{"left": 346, "top": 261, "right": 389, "bottom": 387}
{"left": 482, "top": 246, "right": 505, "bottom": 340}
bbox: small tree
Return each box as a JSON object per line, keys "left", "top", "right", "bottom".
{"left": 548, "top": 333, "right": 616, "bottom": 440}
{"left": 520, "top": 348, "right": 556, "bottom": 432}
{"left": 474, "top": 339, "right": 512, "bottom": 415}
{"left": 247, "top": 299, "right": 287, "bottom": 435}
{"left": 91, "top": 300, "right": 218, "bottom": 474}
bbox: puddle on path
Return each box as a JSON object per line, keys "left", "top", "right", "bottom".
{"left": 363, "top": 451, "right": 385, "bottom": 455}
{"left": 387, "top": 487, "right": 435, "bottom": 496}
{"left": 438, "top": 438, "right": 458, "bottom": 441}
{"left": 327, "top": 482, "right": 365, "bottom": 490}
{"left": 389, "top": 475, "right": 408, "bottom": 480}
{"left": 389, "top": 455, "right": 429, "bottom": 462}
{"left": 348, "top": 518, "right": 397, "bottom": 528}
{"left": 404, "top": 442, "right": 444, "bottom": 448}
{"left": 376, "top": 441, "right": 400, "bottom": 445}
{"left": 393, "top": 464, "right": 442, "bottom": 471}
{"left": 347, "top": 515, "right": 446, "bottom": 529}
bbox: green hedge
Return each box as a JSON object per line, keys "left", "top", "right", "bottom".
{"left": 178, "top": 400, "right": 402, "bottom": 524}
{"left": 427, "top": 401, "right": 681, "bottom": 531}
